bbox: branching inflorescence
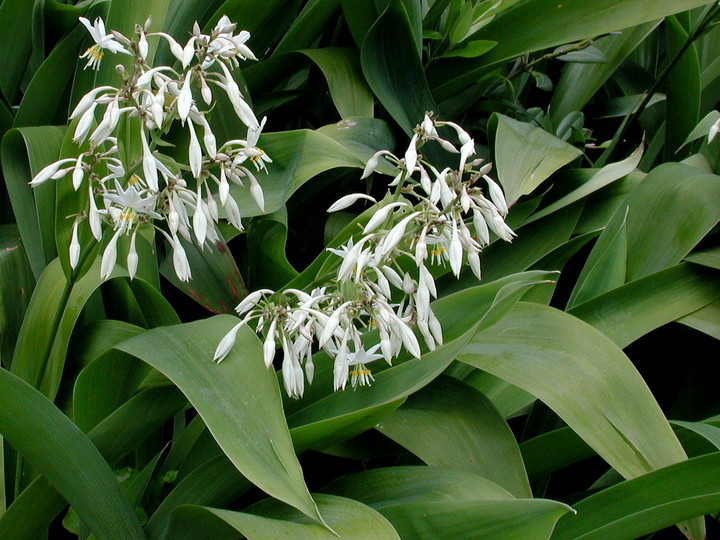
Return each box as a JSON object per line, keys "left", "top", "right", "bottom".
{"left": 31, "top": 16, "right": 515, "bottom": 398}
{"left": 30, "top": 15, "right": 270, "bottom": 281}
{"left": 213, "top": 114, "right": 516, "bottom": 398}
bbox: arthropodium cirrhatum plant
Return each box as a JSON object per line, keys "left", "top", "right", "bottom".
{"left": 214, "top": 114, "right": 516, "bottom": 398}
{"left": 29, "top": 16, "right": 516, "bottom": 399}
{"left": 30, "top": 15, "right": 270, "bottom": 281}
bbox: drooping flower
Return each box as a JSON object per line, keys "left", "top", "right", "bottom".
{"left": 78, "top": 17, "right": 130, "bottom": 70}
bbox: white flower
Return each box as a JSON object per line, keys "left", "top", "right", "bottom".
{"left": 361, "top": 150, "right": 394, "bottom": 179}
{"left": 484, "top": 176, "right": 509, "bottom": 215}
{"left": 363, "top": 201, "right": 408, "bottom": 234}
{"left": 70, "top": 86, "right": 115, "bottom": 119}
{"left": 187, "top": 120, "right": 203, "bottom": 178}
{"left": 213, "top": 320, "right": 246, "bottom": 363}
{"left": 100, "top": 229, "right": 122, "bottom": 280}
{"left": 127, "top": 232, "right": 139, "bottom": 280}
{"left": 69, "top": 221, "right": 81, "bottom": 269}
{"left": 88, "top": 188, "right": 103, "bottom": 241}
{"left": 710, "top": 117, "right": 720, "bottom": 143}
{"left": 79, "top": 17, "right": 130, "bottom": 70}
{"left": 141, "top": 129, "right": 159, "bottom": 191}
{"left": 263, "top": 319, "right": 277, "bottom": 368}
{"left": 327, "top": 193, "right": 377, "bottom": 212}
{"left": 172, "top": 234, "right": 192, "bottom": 281}
{"left": 177, "top": 73, "right": 193, "bottom": 122}
{"left": 29, "top": 158, "right": 76, "bottom": 187}
{"left": 192, "top": 196, "right": 208, "bottom": 246}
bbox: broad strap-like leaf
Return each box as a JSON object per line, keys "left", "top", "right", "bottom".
{"left": 165, "top": 494, "right": 400, "bottom": 539}
{"left": 115, "top": 316, "right": 327, "bottom": 527}
{"left": 0, "top": 368, "right": 145, "bottom": 540}
{"left": 552, "top": 452, "right": 720, "bottom": 540}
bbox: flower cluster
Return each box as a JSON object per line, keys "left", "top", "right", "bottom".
{"left": 30, "top": 16, "right": 269, "bottom": 280}
{"left": 214, "top": 114, "right": 515, "bottom": 397}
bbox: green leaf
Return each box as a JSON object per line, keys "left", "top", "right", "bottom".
{"left": 0, "top": 0, "right": 35, "bottom": 103}
{"left": 0, "top": 386, "right": 185, "bottom": 540}
{"left": 1, "top": 126, "right": 65, "bottom": 278}
{"left": 681, "top": 110, "right": 720, "bottom": 149}
{"left": 0, "top": 226, "right": 35, "bottom": 367}
{"left": 378, "top": 499, "right": 571, "bottom": 540}
{"left": 246, "top": 209, "right": 299, "bottom": 290}
{"left": 299, "top": 48, "right": 374, "bottom": 118}
{"left": 462, "top": 370, "right": 536, "bottom": 419}
{"left": 145, "top": 455, "right": 250, "bottom": 539}
{"left": 458, "top": 303, "right": 690, "bottom": 480}
{"left": 166, "top": 494, "right": 400, "bottom": 539}
{"left": 525, "top": 145, "right": 643, "bottom": 226}
{"left": 160, "top": 234, "right": 249, "bottom": 314}
{"left": 14, "top": 26, "right": 84, "bottom": 127}
{"left": 429, "top": 0, "right": 714, "bottom": 99}
{"left": 568, "top": 210, "right": 628, "bottom": 307}
{"left": 322, "top": 466, "right": 515, "bottom": 506}
{"left": 665, "top": 15, "right": 701, "bottom": 160}
{"left": 552, "top": 452, "right": 720, "bottom": 540}
{"left": 440, "top": 39, "right": 497, "bottom": 59}
{"left": 570, "top": 263, "right": 720, "bottom": 348}
{"left": 0, "top": 368, "right": 145, "bottom": 539}
{"left": 273, "top": 0, "right": 341, "bottom": 55}
{"left": 376, "top": 376, "right": 531, "bottom": 497}
{"left": 493, "top": 114, "right": 583, "bottom": 205}
{"left": 520, "top": 428, "right": 595, "bottom": 481}
{"left": 672, "top": 420, "right": 720, "bottom": 451}
{"left": 11, "top": 258, "right": 173, "bottom": 400}
{"left": 679, "top": 299, "right": 720, "bottom": 339}
{"left": 207, "top": 0, "right": 301, "bottom": 55}
{"left": 72, "top": 326, "right": 148, "bottom": 433}
{"left": 361, "top": 0, "right": 435, "bottom": 134}
{"left": 571, "top": 163, "right": 720, "bottom": 301}
{"left": 115, "top": 317, "right": 327, "bottom": 527}
{"left": 556, "top": 45, "right": 607, "bottom": 64}
{"left": 156, "top": 0, "right": 226, "bottom": 65}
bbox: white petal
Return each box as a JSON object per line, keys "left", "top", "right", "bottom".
{"left": 382, "top": 212, "right": 420, "bottom": 255}
{"left": 404, "top": 133, "right": 418, "bottom": 173}
{"left": 177, "top": 73, "right": 193, "bottom": 122}
{"left": 213, "top": 321, "right": 244, "bottom": 363}
{"left": 187, "top": 121, "right": 202, "bottom": 178}
{"left": 468, "top": 249, "right": 481, "bottom": 280}
{"left": 449, "top": 220, "right": 463, "bottom": 277}
{"left": 263, "top": 320, "right": 277, "bottom": 368}
{"left": 327, "top": 193, "right": 376, "bottom": 213}
{"left": 70, "top": 86, "right": 114, "bottom": 119}
{"left": 141, "top": 130, "right": 159, "bottom": 191}
{"left": 485, "top": 176, "right": 508, "bottom": 215}
{"left": 127, "top": 232, "right": 138, "bottom": 280}
{"left": 72, "top": 157, "right": 84, "bottom": 190}
{"left": 100, "top": 229, "right": 122, "bottom": 280}
{"left": 181, "top": 37, "right": 197, "bottom": 68}
{"left": 138, "top": 32, "right": 148, "bottom": 60}
{"left": 473, "top": 210, "right": 490, "bottom": 245}
{"left": 193, "top": 199, "right": 207, "bottom": 245}
{"left": 88, "top": 191, "right": 102, "bottom": 241}
{"left": 248, "top": 174, "right": 264, "bottom": 211}
{"left": 29, "top": 158, "right": 76, "bottom": 187}
{"left": 363, "top": 202, "right": 407, "bottom": 234}
{"left": 710, "top": 118, "right": 720, "bottom": 142}
{"left": 69, "top": 221, "right": 81, "bottom": 269}
{"left": 172, "top": 234, "right": 192, "bottom": 281}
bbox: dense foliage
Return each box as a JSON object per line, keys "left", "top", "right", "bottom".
{"left": 1, "top": 0, "right": 719, "bottom": 538}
